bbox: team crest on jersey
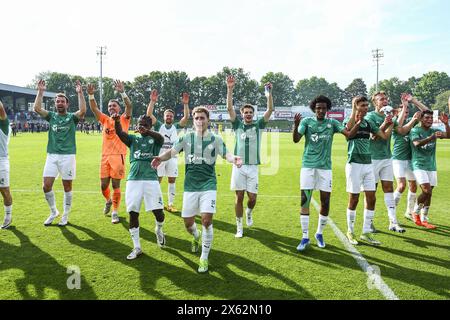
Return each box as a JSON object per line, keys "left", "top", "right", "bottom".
{"left": 148, "top": 138, "right": 154, "bottom": 144}
{"left": 207, "top": 144, "right": 214, "bottom": 150}
{"left": 327, "top": 124, "right": 331, "bottom": 128}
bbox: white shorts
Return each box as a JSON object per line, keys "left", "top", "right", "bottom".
{"left": 0, "top": 158, "right": 10, "bottom": 188}
{"left": 300, "top": 168, "right": 332, "bottom": 192}
{"left": 182, "top": 191, "right": 217, "bottom": 218}
{"left": 230, "top": 164, "right": 258, "bottom": 194}
{"left": 125, "top": 180, "right": 164, "bottom": 213}
{"left": 413, "top": 170, "right": 437, "bottom": 187}
{"left": 372, "top": 159, "right": 394, "bottom": 182}
{"left": 346, "top": 163, "right": 376, "bottom": 194}
{"left": 43, "top": 154, "right": 76, "bottom": 180}
{"left": 393, "top": 160, "right": 416, "bottom": 181}
{"left": 157, "top": 157, "right": 178, "bottom": 178}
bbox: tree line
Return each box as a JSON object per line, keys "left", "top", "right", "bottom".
{"left": 29, "top": 67, "right": 450, "bottom": 117}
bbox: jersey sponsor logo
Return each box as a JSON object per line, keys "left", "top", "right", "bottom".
{"left": 187, "top": 154, "right": 209, "bottom": 164}
{"left": 52, "top": 124, "right": 70, "bottom": 133}
{"left": 133, "top": 150, "right": 153, "bottom": 159}
{"left": 310, "top": 133, "right": 330, "bottom": 143}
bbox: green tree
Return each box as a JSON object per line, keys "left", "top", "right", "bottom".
{"left": 296, "top": 76, "right": 345, "bottom": 107}
{"left": 344, "top": 78, "right": 367, "bottom": 105}
{"left": 413, "top": 71, "right": 450, "bottom": 107}
{"left": 432, "top": 90, "right": 450, "bottom": 113}
{"left": 259, "top": 72, "right": 295, "bottom": 107}
{"left": 190, "top": 76, "right": 209, "bottom": 106}
{"left": 206, "top": 67, "right": 259, "bottom": 106}
{"left": 368, "top": 77, "right": 410, "bottom": 107}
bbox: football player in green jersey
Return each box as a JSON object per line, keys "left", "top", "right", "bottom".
{"left": 409, "top": 110, "right": 450, "bottom": 229}
{"left": 0, "top": 99, "right": 12, "bottom": 229}
{"left": 226, "top": 75, "right": 273, "bottom": 238}
{"left": 152, "top": 106, "right": 242, "bottom": 273}
{"left": 114, "top": 114, "right": 165, "bottom": 260}
{"left": 293, "top": 95, "right": 361, "bottom": 251}
{"left": 34, "top": 79, "right": 86, "bottom": 227}
{"left": 392, "top": 93, "right": 426, "bottom": 221}
{"left": 366, "top": 91, "right": 418, "bottom": 233}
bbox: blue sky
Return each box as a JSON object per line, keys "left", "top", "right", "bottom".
{"left": 1, "top": 0, "right": 449, "bottom": 90}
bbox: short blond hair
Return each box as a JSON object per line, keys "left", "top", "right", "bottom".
{"left": 371, "top": 91, "right": 387, "bottom": 104}
{"left": 192, "top": 106, "right": 209, "bottom": 119}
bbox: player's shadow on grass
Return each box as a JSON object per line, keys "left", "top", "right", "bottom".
{"left": 359, "top": 246, "right": 450, "bottom": 299}
{"left": 62, "top": 223, "right": 314, "bottom": 299}
{"left": 0, "top": 227, "right": 97, "bottom": 300}
{"left": 188, "top": 217, "right": 366, "bottom": 273}
{"left": 134, "top": 224, "right": 316, "bottom": 300}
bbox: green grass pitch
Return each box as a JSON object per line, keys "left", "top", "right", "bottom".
{"left": 0, "top": 131, "right": 449, "bottom": 300}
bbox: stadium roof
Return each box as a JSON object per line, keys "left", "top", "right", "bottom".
{"left": 0, "top": 83, "right": 56, "bottom": 98}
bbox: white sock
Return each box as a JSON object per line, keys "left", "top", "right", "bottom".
{"left": 200, "top": 224, "right": 213, "bottom": 260}
{"left": 64, "top": 191, "right": 73, "bottom": 216}
{"left": 155, "top": 220, "right": 164, "bottom": 232}
{"left": 316, "top": 214, "right": 328, "bottom": 235}
{"left": 187, "top": 223, "right": 199, "bottom": 239}
{"left": 384, "top": 193, "right": 397, "bottom": 224}
{"left": 363, "top": 209, "right": 375, "bottom": 234}
{"left": 420, "top": 206, "right": 430, "bottom": 222}
{"left": 393, "top": 191, "right": 402, "bottom": 206}
{"left": 246, "top": 207, "right": 253, "bottom": 217}
{"left": 168, "top": 183, "right": 175, "bottom": 206}
{"left": 129, "top": 227, "right": 141, "bottom": 249}
{"left": 236, "top": 217, "right": 243, "bottom": 230}
{"left": 4, "top": 205, "right": 12, "bottom": 216}
{"left": 347, "top": 209, "right": 356, "bottom": 233}
{"left": 44, "top": 191, "right": 58, "bottom": 215}
{"left": 407, "top": 191, "right": 416, "bottom": 214}
{"left": 300, "top": 215, "right": 309, "bottom": 239}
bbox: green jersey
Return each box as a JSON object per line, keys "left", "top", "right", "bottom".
{"left": 409, "top": 126, "right": 439, "bottom": 171}
{"left": 174, "top": 131, "right": 228, "bottom": 192}
{"left": 343, "top": 118, "right": 379, "bottom": 164}
{"left": 45, "top": 112, "right": 79, "bottom": 154}
{"left": 365, "top": 111, "right": 398, "bottom": 160}
{"left": 0, "top": 118, "right": 9, "bottom": 158}
{"left": 231, "top": 117, "right": 266, "bottom": 165}
{"left": 126, "top": 134, "right": 163, "bottom": 180}
{"left": 298, "top": 117, "right": 344, "bottom": 170}
{"left": 392, "top": 117, "right": 413, "bottom": 160}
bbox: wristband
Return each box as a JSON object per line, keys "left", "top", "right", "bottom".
{"left": 88, "top": 94, "right": 95, "bottom": 100}
{"left": 120, "top": 92, "right": 128, "bottom": 99}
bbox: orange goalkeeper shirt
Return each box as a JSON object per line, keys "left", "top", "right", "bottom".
{"left": 98, "top": 113, "right": 131, "bottom": 156}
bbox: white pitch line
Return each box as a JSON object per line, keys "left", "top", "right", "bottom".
{"left": 311, "top": 197, "right": 399, "bottom": 300}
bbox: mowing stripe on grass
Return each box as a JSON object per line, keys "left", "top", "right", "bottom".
{"left": 311, "top": 197, "right": 399, "bottom": 300}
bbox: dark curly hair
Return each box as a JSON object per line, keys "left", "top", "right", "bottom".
{"left": 309, "top": 95, "right": 332, "bottom": 112}
{"left": 137, "top": 115, "right": 153, "bottom": 128}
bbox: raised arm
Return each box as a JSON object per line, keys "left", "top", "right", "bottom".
{"left": 292, "top": 113, "right": 302, "bottom": 143}
{"left": 74, "top": 80, "right": 87, "bottom": 119}
{"left": 113, "top": 113, "right": 131, "bottom": 147}
{"left": 146, "top": 89, "right": 158, "bottom": 125}
{"left": 397, "top": 93, "right": 409, "bottom": 127}
{"left": 341, "top": 115, "right": 362, "bottom": 139}
{"left": 440, "top": 113, "right": 450, "bottom": 138}
{"left": 226, "top": 75, "right": 237, "bottom": 122}
{"left": 178, "top": 92, "right": 190, "bottom": 127}
{"left": 33, "top": 79, "right": 49, "bottom": 118}
{"left": 375, "top": 116, "right": 393, "bottom": 140}
{"left": 396, "top": 111, "right": 421, "bottom": 135}
{"left": 408, "top": 94, "right": 429, "bottom": 112}
{"left": 345, "top": 98, "right": 358, "bottom": 130}
{"left": 0, "top": 100, "right": 6, "bottom": 120}
{"left": 114, "top": 80, "right": 132, "bottom": 118}
{"left": 263, "top": 82, "right": 273, "bottom": 123}
{"left": 87, "top": 83, "right": 102, "bottom": 121}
